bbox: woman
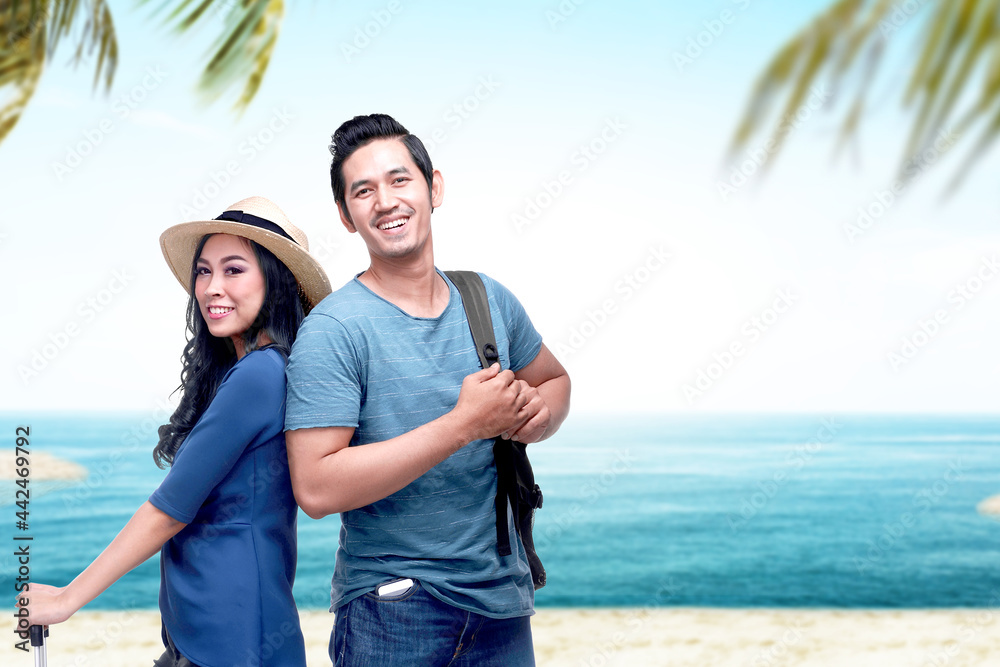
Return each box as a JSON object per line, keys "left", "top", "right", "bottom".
{"left": 19, "top": 196, "right": 331, "bottom": 666}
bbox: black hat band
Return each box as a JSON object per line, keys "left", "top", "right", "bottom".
{"left": 215, "top": 210, "right": 297, "bottom": 244}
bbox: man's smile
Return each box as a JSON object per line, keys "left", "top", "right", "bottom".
{"left": 376, "top": 216, "right": 409, "bottom": 231}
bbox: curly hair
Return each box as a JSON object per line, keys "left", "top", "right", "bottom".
{"left": 153, "top": 234, "right": 307, "bottom": 468}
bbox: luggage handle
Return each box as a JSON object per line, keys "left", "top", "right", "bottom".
{"left": 30, "top": 625, "right": 48, "bottom": 667}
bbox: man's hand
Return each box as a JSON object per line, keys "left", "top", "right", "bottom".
{"left": 510, "top": 344, "right": 570, "bottom": 444}
{"left": 453, "top": 364, "right": 529, "bottom": 442}
{"left": 501, "top": 381, "right": 551, "bottom": 444}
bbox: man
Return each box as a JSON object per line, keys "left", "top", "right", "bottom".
{"left": 284, "top": 114, "right": 571, "bottom": 666}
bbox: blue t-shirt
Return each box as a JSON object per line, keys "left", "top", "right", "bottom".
{"left": 150, "top": 348, "right": 306, "bottom": 667}
{"left": 284, "top": 271, "right": 543, "bottom": 618}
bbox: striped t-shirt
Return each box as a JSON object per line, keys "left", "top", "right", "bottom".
{"left": 284, "top": 270, "right": 543, "bottom": 618}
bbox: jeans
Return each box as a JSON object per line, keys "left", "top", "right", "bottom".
{"left": 330, "top": 579, "right": 535, "bottom": 667}
{"left": 153, "top": 625, "right": 200, "bottom": 667}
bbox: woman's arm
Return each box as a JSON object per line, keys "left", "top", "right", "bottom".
{"left": 19, "top": 501, "right": 185, "bottom": 626}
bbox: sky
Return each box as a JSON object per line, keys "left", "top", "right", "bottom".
{"left": 2, "top": 0, "right": 999, "bottom": 416}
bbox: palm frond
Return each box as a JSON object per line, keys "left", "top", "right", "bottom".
{"left": 730, "top": 0, "right": 1000, "bottom": 190}
{"left": 902, "top": 0, "right": 999, "bottom": 159}
{"left": 947, "top": 90, "right": 1000, "bottom": 187}
{"left": 60, "top": 0, "right": 117, "bottom": 89}
{"left": 729, "top": 0, "right": 893, "bottom": 165}
{"left": 0, "top": 0, "right": 118, "bottom": 145}
{"left": 0, "top": 1, "right": 47, "bottom": 143}
{"left": 147, "top": 0, "right": 284, "bottom": 112}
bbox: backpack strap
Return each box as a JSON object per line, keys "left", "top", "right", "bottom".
{"left": 445, "top": 270, "right": 513, "bottom": 557}
{"left": 445, "top": 271, "right": 499, "bottom": 369}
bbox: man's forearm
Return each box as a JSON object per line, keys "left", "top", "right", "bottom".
{"left": 290, "top": 364, "right": 531, "bottom": 518}
{"left": 534, "top": 374, "right": 571, "bottom": 441}
{"left": 295, "top": 413, "right": 473, "bottom": 518}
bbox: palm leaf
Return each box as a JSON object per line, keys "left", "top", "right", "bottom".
{"left": 0, "top": 0, "right": 117, "bottom": 144}
{"left": 1, "top": 0, "right": 283, "bottom": 150}
{"left": 730, "top": 0, "right": 1000, "bottom": 191}
{"left": 144, "top": 0, "right": 284, "bottom": 111}
{"left": 829, "top": 0, "right": 893, "bottom": 156}
{"left": 0, "top": 2, "right": 46, "bottom": 143}
{"left": 730, "top": 0, "right": 897, "bottom": 167}
{"left": 901, "top": 0, "right": 969, "bottom": 161}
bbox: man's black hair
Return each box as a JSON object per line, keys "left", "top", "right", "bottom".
{"left": 329, "top": 114, "right": 434, "bottom": 218}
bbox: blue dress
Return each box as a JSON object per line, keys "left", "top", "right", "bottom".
{"left": 149, "top": 348, "right": 306, "bottom": 666}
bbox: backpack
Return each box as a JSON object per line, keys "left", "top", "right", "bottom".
{"left": 445, "top": 270, "right": 546, "bottom": 590}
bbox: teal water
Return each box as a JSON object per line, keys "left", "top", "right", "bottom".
{"left": 2, "top": 413, "right": 999, "bottom": 610}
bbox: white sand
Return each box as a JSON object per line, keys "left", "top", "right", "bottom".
{"left": 7, "top": 607, "right": 999, "bottom": 666}
{"left": 976, "top": 494, "right": 1000, "bottom": 516}
{"left": 0, "top": 452, "right": 87, "bottom": 480}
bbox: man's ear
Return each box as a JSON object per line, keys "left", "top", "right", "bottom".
{"left": 430, "top": 169, "right": 444, "bottom": 212}
{"left": 338, "top": 203, "right": 357, "bottom": 233}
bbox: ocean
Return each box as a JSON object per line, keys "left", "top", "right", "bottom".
{"left": 3, "top": 413, "right": 999, "bottom": 611}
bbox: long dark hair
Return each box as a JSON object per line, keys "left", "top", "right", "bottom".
{"left": 154, "top": 234, "right": 307, "bottom": 468}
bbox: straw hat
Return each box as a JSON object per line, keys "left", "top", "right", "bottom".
{"left": 159, "top": 196, "right": 332, "bottom": 309}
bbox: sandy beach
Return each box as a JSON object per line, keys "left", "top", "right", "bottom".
{"left": 0, "top": 452, "right": 87, "bottom": 481}
{"left": 8, "top": 607, "right": 999, "bottom": 666}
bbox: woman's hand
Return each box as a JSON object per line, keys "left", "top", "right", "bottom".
{"left": 12, "top": 501, "right": 186, "bottom": 634}
{"left": 16, "top": 583, "right": 77, "bottom": 627}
